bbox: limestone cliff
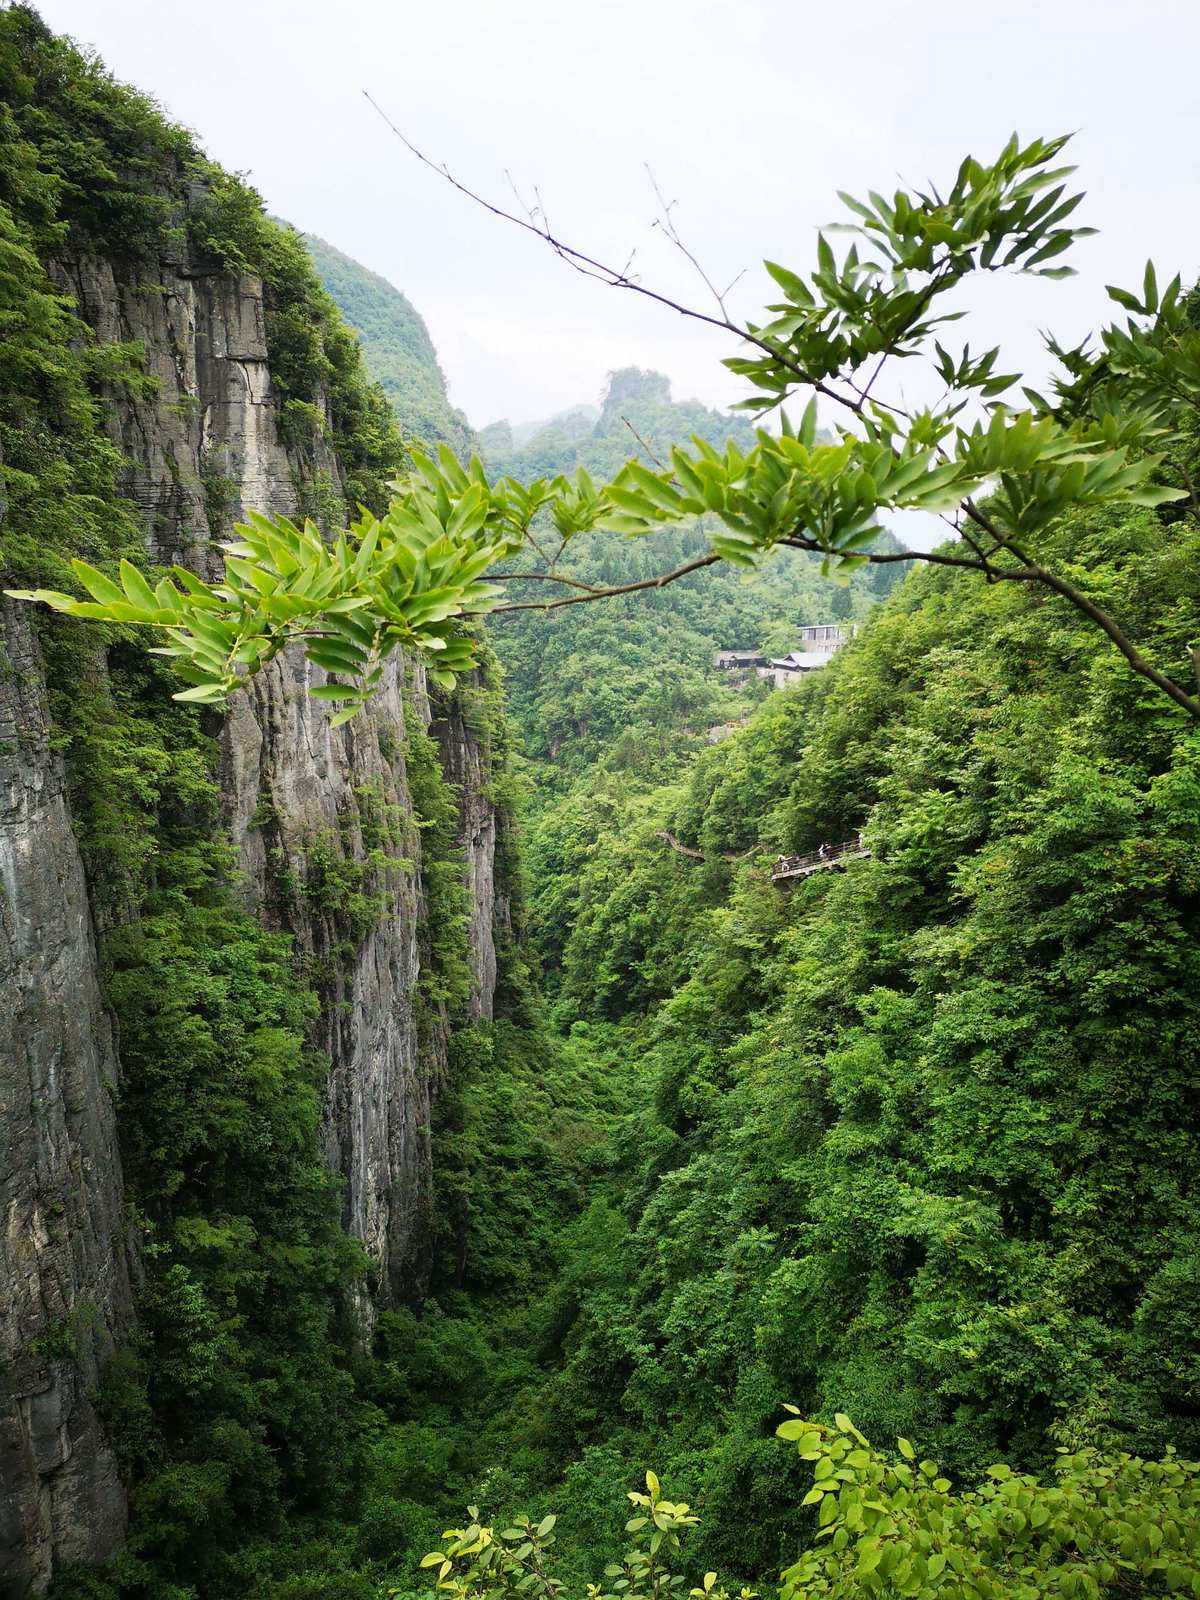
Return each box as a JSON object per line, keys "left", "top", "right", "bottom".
{"left": 0, "top": 602, "right": 134, "bottom": 1594}
{"left": 52, "top": 244, "right": 503, "bottom": 1295}
{"left": 0, "top": 245, "right": 504, "bottom": 1593}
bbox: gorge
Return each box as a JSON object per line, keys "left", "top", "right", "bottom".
{"left": 2, "top": 10, "right": 1200, "bottom": 1600}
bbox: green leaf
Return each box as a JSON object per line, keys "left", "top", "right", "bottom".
{"left": 763, "top": 259, "right": 812, "bottom": 304}
{"left": 1106, "top": 285, "right": 1143, "bottom": 313}
{"left": 119, "top": 559, "right": 158, "bottom": 613}
{"left": 309, "top": 684, "right": 358, "bottom": 701}
{"left": 1143, "top": 259, "right": 1158, "bottom": 313}
{"left": 70, "top": 561, "right": 126, "bottom": 608}
{"left": 172, "top": 683, "right": 228, "bottom": 703}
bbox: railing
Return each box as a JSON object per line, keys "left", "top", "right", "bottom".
{"left": 771, "top": 837, "right": 870, "bottom": 882}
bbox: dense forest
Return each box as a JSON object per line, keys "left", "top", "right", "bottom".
{"left": 1, "top": 8, "right": 1199, "bottom": 1600}
{"left": 346, "top": 392, "right": 1200, "bottom": 1591}
{"left": 473, "top": 366, "right": 900, "bottom": 786}
{"left": 303, "top": 231, "right": 474, "bottom": 456}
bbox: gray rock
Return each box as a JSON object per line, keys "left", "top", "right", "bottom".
{"left": 0, "top": 602, "right": 134, "bottom": 1598}
{"left": 1, "top": 237, "right": 504, "bottom": 1590}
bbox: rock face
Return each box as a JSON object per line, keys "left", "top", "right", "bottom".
{"left": 50, "top": 253, "right": 330, "bottom": 568}
{"left": 0, "top": 249, "right": 504, "bottom": 1590}
{"left": 60, "top": 246, "right": 504, "bottom": 1298}
{"left": 221, "top": 654, "right": 439, "bottom": 1306}
{"left": 431, "top": 694, "right": 500, "bottom": 1020}
{"left": 0, "top": 602, "right": 134, "bottom": 1596}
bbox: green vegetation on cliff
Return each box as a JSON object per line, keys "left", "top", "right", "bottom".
{"left": 304, "top": 230, "right": 474, "bottom": 456}
{"left": 0, "top": 10, "right": 483, "bottom": 1598}
{"left": 4, "top": 10, "right": 1200, "bottom": 1599}
{"left": 380, "top": 480, "right": 1200, "bottom": 1596}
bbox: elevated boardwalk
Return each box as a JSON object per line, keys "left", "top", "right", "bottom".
{"left": 771, "top": 837, "right": 870, "bottom": 883}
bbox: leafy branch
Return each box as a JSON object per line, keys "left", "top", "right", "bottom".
{"left": 11, "top": 132, "right": 1200, "bottom": 721}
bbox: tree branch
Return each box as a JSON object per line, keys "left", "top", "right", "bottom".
{"left": 361, "top": 91, "right": 867, "bottom": 422}
{"left": 361, "top": 107, "right": 1199, "bottom": 724}
{"left": 490, "top": 552, "right": 721, "bottom": 614}
{"left": 779, "top": 530, "right": 1200, "bottom": 719}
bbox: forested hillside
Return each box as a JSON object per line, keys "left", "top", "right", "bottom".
{"left": 304, "top": 230, "right": 474, "bottom": 453}
{"left": 3, "top": 10, "right": 1200, "bottom": 1599}
{"left": 473, "top": 365, "right": 901, "bottom": 986}
{"left": 378, "top": 481, "right": 1200, "bottom": 1590}
{"left": 486, "top": 385, "right": 899, "bottom": 782}
{"left": 478, "top": 366, "right": 758, "bottom": 480}
{"left": 329, "top": 263, "right": 1200, "bottom": 1588}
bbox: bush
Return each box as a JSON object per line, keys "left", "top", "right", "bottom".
{"left": 777, "top": 1415, "right": 1200, "bottom": 1599}
{"left": 416, "top": 1420, "right": 1200, "bottom": 1600}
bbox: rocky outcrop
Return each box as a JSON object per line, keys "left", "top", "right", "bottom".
{"left": 431, "top": 693, "right": 499, "bottom": 1020}
{"left": 50, "top": 253, "right": 335, "bottom": 569}
{"left": 220, "top": 653, "right": 439, "bottom": 1305}
{"left": 0, "top": 602, "right": 134, "bottom": 1598}
{"left": 0, "top": 244, "right": 504, "bottom": 1589}
{"left": 56, "top": 246, "right": 503, "bottom": 1300}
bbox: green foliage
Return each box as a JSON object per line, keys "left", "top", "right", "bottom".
{"left": 0, "top": 14, "right": 445, "bottom": 1596}
{"left": 404, "top": 690, "right": 474, "bottom": 1015}
{"left": 730, "top": 133, "right": 1099, "bottom": 414}
{"left": 410, "top": 1423, "right": 1200, "bottom": 1600}
{"left": 39, "top": 646, "right": 368, "bottom": 1600}
{"left": 17, "top": 134, "right": 1198, "bottom": 723}
{"left": 9, "top": 451, "right": 520, "bottom": 716}
{"left": 0, "top": 3, "right": 408, "bottom": 535}
{"left": 421, "top": 1473, "right": 713, "bottom": 1600}
{"left": 436, "top": 494, "right": 1200, "bottom": 1580}
{"left": 258, "top": 222, "right": 411, "bottom": 512}
{"left": 304, "top": 231, "right": 473, "bottom": 455}
{"left": 7, "top": 13, "right": 1200, "bottom": 1597}
{"left": 777, "top": 1416, "right": 1200, "bottom": 1599}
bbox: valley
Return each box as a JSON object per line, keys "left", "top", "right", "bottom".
{"left": 1, "top": 10, "right": 1198, "bottom": 1599}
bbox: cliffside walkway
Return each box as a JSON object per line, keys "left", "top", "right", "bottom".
{"left": 656, "top": 830, "right": 760, "bottom": 864}
{"left": 771, "top": 836, "right": 870, "bottom": 883}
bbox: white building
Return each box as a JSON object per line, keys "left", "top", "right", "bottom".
{"left": 756, "top": 625, "right": 853, "bottom": 687}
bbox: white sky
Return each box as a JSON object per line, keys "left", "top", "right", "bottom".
{"left": 32, "top": 0, "right": 1200, "bottom": 433}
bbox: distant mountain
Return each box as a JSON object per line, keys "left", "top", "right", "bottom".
{"left": 479, "top": 366, "right": 758, "bottom": 480}
{"left": 302, "top": 232, "right": 473, "bottom": 453}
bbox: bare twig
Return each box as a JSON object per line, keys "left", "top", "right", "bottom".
{"left": 622, "top": 416, "right": 667, "bottom": 469}
{"left": 503, "top": 571, "right": 608, "bottom": 594}
{"left": 490, "top": 552, "right": 721, "bottom": 614}
{"left": 644, "top": 162, "right": 740, "bottom": 322}
{"left": 361, "top": 90, "right": 866, "bottom": 421}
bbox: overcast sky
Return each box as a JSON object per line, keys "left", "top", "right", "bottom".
{"left": 34, "top": 0, "right": 1200, "bottom": 432}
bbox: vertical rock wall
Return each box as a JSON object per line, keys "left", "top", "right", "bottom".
{"left": 56, "top": 247, "right": 503, "bottom": 1297}
{"left": 430, "top": 693, "right": 500, "bottom": 1020}
{"left": 0, "top": 603, "right": 133, "bottom": 1596}
{"left": 0, "top": 246, "right": 503, "bottom": 1590}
